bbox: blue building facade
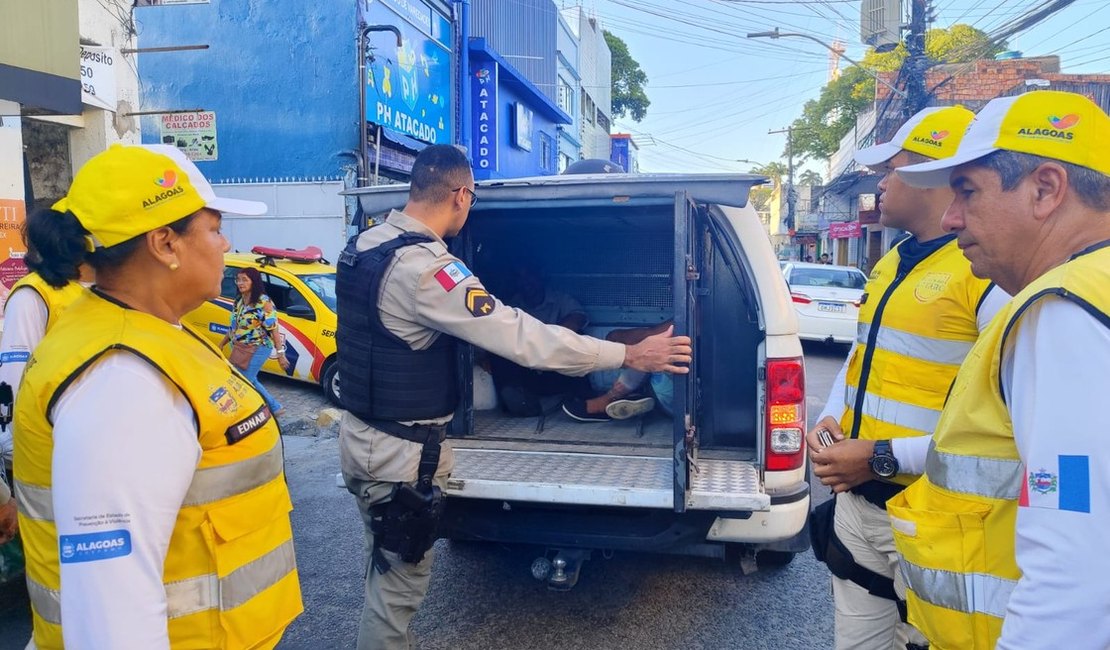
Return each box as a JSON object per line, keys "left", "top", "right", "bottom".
{"left": 469, "top": 0, "right": 570, "bottom": 179}
{"left": 135, "top": 0, "right": 455, "bottom": 183}
{"left": 136, "top": 0, "right": 576, "bottom": 185}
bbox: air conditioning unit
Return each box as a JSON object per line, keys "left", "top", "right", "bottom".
{"left": 861, "top": 0, "right": 901, "bottom": 49}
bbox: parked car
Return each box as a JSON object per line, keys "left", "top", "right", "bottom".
{"left": 350, "top": 172, "right": 810, "bottom": 587}
{"left": 184, "top": 247, "right": 340, "bottom": 404}
{"left": 781, "top": 262, "right": 866, "bottom": 345}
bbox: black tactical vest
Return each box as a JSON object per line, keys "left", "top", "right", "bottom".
{"left": 336, "top": 232, "right": 459, "bottom": 422}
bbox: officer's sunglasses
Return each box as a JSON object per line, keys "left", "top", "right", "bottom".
{"left": 453, "top": 186, "right": 478, "bottom": 206}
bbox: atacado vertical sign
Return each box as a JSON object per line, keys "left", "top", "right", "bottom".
{"left": 471, "top": 64, "right": 498, "bottom": 172}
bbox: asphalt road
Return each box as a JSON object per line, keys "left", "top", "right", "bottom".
{"left": 0, "top": 341, "right": 848, "bottom": 650}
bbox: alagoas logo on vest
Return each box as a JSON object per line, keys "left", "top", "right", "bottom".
{"left": 914, "top": 272, "right": 952, "bottom": 303}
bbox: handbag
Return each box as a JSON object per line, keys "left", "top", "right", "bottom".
{"left": 230, "top": 341, "right": 256, "bottom": 371}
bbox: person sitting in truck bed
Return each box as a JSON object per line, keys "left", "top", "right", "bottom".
{"left": 561, "top": 321, "right": 674, "bottom": 422}
{"left": 489, "top": 263, "right": 593, "bottom": 416}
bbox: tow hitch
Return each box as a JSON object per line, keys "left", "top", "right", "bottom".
{"left": 530, "top": 549, "right": 591, "bottom": 591}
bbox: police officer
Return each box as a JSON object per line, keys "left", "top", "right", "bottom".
{"left": 889, "top": 91, "right": 1110, "bottom": 649}
{"left": 337, "top": 144, "right": 692, "bottom": 650}
{"left": 805, "top": 106, "right": 1008, "bottom": 650}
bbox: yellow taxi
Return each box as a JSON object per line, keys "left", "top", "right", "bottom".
{"left": 185, "top": 246, "right": 340, "bottom": 404}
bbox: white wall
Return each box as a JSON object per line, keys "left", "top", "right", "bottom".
{"left": 561, "top": 6, "right": 612, "bottom": 160}
{"left": 212, "top": 182, "right": 348, "bottom": 263}
{"left": 70, "top": 0, "right": 141, "bottom": 169}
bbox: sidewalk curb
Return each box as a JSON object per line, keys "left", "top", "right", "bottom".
{"left": 280, "top": 407, "right": 345, "bottom": 438}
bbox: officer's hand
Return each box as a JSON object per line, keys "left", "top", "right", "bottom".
{"left": 0, "top": 498, "right": 18, "bottom": 545}
{"left": 623, "top": 325, "right": 692, "bottom": 374}
{"left": 810, "top": 438, "right": 876, "bottom": 493}
{"left": 806, "top": 416, "right": 845, "bottom": 460}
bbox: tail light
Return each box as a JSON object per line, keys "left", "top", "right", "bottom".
{"left": 790, "top": 292, "right": 812, "bottom": 304}
{"left": 765, "top": 357, "right": 806, "bottom": 471}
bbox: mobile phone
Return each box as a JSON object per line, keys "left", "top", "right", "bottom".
{"left": 816, "top": 428, "right": 835, "bottom": 448}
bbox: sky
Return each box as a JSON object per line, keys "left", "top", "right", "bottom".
{"left": 564, "top": 0, "right": 1110, "bottom": 176}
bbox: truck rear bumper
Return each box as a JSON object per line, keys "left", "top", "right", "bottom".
{"left": 706, "top": 487, "right": 810, "bottom": 543}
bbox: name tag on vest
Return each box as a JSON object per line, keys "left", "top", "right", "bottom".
{"left": 226, "top": 404, "right": 272, "bottom": 445}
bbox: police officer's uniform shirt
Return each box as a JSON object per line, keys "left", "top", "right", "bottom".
{"left": 997, "top": 296, "right": 1110, "bottom": 649}
{"left": 340, "top": 210, "right": 626, "bottom": 484}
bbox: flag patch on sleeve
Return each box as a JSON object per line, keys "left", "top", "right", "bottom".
{"left": 1019, "top": 455, "right": 1090, "bottom": 513}
{"left": 433, "top": 261, "right": 472, "bottom": 292}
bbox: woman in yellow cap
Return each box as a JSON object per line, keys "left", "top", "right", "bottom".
{"left": 12, "top": 144, "right": 302, "bottom": 649}
{"left": 0, "top": 221, "right": 94, "bottom": 548}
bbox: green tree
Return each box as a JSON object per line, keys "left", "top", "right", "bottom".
{"left": 604, "top": 30, "right": 650, "bottom": 122}
{"left": 788, "top": 25, "right": 1003, "bottom": 161}
{"left": 798, "top": 169, "right": 823, "bottom": 186}
{"left": 748, "top": 161, "right": 788, "bottom": 211}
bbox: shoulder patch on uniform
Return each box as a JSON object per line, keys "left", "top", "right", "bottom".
{"left": 434, "top": 261, "right": 472, "bottom": 292}
{"left": 465, "top": 287, "right": 495, "bottom": 317}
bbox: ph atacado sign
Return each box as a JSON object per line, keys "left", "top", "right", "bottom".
{"left": 159, "top": 111, "right": 218, "bottom": 162}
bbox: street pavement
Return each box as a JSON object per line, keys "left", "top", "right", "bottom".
{"left": 0, "top": 341, "right": 848, "bottom": 649}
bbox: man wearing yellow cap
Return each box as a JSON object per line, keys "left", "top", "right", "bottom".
{"left": 806, "top": 105, "right": 1008, "bottom": 650}
{"left": 887, "top": 91, "right": 1110, "bottom": 649}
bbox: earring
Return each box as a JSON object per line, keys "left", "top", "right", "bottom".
{"left": 169, "top": 262, "right": 179, "bottom": 271}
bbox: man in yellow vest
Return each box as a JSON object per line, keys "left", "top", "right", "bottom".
{"left": 806, "top": 105, "right": 1008, "bottom": 650}
{"left": 887, "top": 91, "right": 1110, "bottom": 649}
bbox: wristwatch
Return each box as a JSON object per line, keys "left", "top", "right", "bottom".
{"left": 869, "top": 440, "right": 900, "bottom": 479}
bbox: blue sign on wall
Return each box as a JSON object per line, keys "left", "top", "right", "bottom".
{"left": 611, "top": 137, "right": 630, "bottom": 172}
{"left": 360, "top": 0, "right": 453, "bottom": 145}
{"left": 471, "top": 63, "right": 498, "bottom": 171}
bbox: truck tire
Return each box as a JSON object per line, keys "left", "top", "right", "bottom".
{"left": 321, "top": 360, "right": 341, "bottom": 406}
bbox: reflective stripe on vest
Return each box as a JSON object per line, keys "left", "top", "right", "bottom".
{"left": 13, "top": 481, "right": 52, "bottom": 521}
{"left": 182, "top": 443, "right": 284, "bottom": 507}
{"left": 857, "top": 322, "right": 975, "bottom": 366}
{"left": 28, "top": 538, "right": 297, "bottom": 625}
{"left": 900, "top": 562, "right": 1017, "bottom": 619}
{"left": 925, "top": 443, "right": 1025, "bottom": 500}
{"left": 12, "top": 443, "right": 284, "bottom": 523}
{"left": 845, "top": 385, "right": 942, "bottom": 435}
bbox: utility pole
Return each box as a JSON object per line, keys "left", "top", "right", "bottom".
{"left": 769, "top": 126, "right": 797, "bottom": 250}
{"left": 904, "top": 0, "right": 930, "bottom": 116}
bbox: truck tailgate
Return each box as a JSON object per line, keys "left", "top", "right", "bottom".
{"left": 446, "top": 448, "right": 770, "bottom": 511}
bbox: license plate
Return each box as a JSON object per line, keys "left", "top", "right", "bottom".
{"left": 817, "top": 302, "right": 845, "bottom": 313}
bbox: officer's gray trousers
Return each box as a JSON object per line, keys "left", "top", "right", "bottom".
{"left": 349, "top": 477, "right": 446, "bottom": 650}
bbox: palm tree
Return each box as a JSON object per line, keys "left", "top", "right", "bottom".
{"left": 749, "top": 161, "right": 789, "bottom": 188}
{"left": 798, "top": 169, "right": 823, "bottom": 187}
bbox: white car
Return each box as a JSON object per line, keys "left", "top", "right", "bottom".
{"left": 782, "top": 262, "right": 867, "bottom": 344}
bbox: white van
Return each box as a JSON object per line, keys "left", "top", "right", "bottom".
{"left": 349, "top": 173, "right": 809, "bottom": 587}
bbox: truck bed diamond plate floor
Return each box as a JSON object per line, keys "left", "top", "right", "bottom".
{"left": 448, "top": 449, "right": 769, "bottom": 511}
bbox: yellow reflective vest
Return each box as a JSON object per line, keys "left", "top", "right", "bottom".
{"left": 5, "top": 272, "right": 85, "bottom": 330}
{"left": 13, "top": 290, "right": 303, "bottom": 649}
{"left": 841, "top": 238, "right": 991, "bottom": 485}
{"left": 888, "top": 243, "right": 1110, "bottom": 649}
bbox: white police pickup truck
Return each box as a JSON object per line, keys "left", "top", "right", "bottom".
{"left": 350, "top": 173, "right": 809, "bottom": 587}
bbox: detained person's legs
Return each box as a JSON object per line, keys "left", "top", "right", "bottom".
{"left": 561, "top": 321, "right": 673, "bottom": 422}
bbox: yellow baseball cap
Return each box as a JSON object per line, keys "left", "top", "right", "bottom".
{"left": 52, "top": 144, "right": 266, "bottom": 249}
{"left": 899, "top": 90, "right": 1110, "bottom": 187}
{"left": 854, "top": 105, "right": 975, "bottom": 167}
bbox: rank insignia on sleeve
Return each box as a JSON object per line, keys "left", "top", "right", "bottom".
{"left": 465, "top": 287, "right": 495, "bottom": 317}
{"left": 434, "top": 261, "right": 472, "bottom": 292}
